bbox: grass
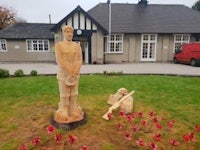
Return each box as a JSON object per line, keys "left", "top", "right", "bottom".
{"left": 0, "top": 75, "right": 200, "bottom": 149}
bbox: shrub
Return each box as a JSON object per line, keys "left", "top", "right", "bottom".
{"left": 14, "top": 69, "right": 24, "bottom": 77}
{"left": 0, "top": 68, "right": 9, "bottom": 78}
{"left": 103, "top": 70, "right": 123, "bottom": 76}
{"left": 30, "top": 70, "right": 38, "bottom": 76}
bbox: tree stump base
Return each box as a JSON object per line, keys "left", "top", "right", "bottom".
{"left": 50, "top": 112, "right": 87, "bottom": 131}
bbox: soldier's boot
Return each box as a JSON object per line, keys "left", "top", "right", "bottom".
{"left": 54, "top": 97, "right": 70, "bottom": 122}
{"left": 58, "top": 96, "right": 69, "bottom": 117}
{"left": 69, "top": 95, "right": 82, "bottom": 118}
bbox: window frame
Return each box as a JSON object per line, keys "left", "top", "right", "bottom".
{"left": 0, "top": 39, "right": 7, "bottom": 52}
{"left": 173, "top": 34, "right": 190, "bottom": 53}
{"left": 26, "top": 39, "right": 50, "bottom": 52}
{"left": 105, "top": 34, "right": 124, "bottom": 53}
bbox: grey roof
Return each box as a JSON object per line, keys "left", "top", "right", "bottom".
{"left": 87, "top": 3, "right": 200, "bottom": 34}
{"left": 0, "top": 23, "right": 55, "bottom": 39}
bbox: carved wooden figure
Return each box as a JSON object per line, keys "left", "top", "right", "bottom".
{"left": 54, "top": 25, "right": 84, "bottom": 123}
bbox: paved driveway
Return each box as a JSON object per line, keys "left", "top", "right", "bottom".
{"left": 0, "top": 62, "right": 200, "bottom": 76}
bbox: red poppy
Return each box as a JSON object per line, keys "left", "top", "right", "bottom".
{"left": 167, "top": 122, "right": 173, "bottom": 128}
{"left": 31, "top": 136, "right": 41, "bottom": 146}
{"left": 182, "top": 134, "right": 190, "bottom": 142}
{"left": 195, "top": 125, "right": 200, "bottom": 132}
{"left": 68, "top": 135, "right": 77, "bottom": 144}
{"left": 124, "top": 131, "right": 132, "bottom": 141}
{"left": 149, "top": 142, "right": 157, "bottom": 150}
{"left": 19, "top": 143, "right": 28, "bottom": 150}
{"left": 126, "top": 114, "right": 134, "bottom": 122}
{"left": 188, "top": 132, "right": 195, "bottom": 141}
{"left": 119, "top": 111, "right": 124, "bottom": 117}
{"left": 182, "top": 132, "right": 195, "bottom": 142}
{"left": 170, "top": 138, "right": 179, "bottom": 147}
{"left": 155, "top": 123, "right": 162, "bottom": 130}
{"left": 141, "top": 120, "right": 148, "bottom": 126}
{"left": 137, "top": 112, "right": 143, "bottom": 118}
{"left": 54, "top": 133, "right": 63, "bottom": 143}
{"left": 152, "top": 117, "right": 158, "bottom": 123}
{"left": 80, "top": 145, "right": 89, "bottom": 150}
{"left": 131, "top": 125, "right": 139, "bottom": 132}
{"left": 107, "top": 113, "right": 113, "bottom": 120}
{"left": 117, "top": 123, "right": 122, "bottom": 130}
{"left": 167, "top": 120, "right": 176, "bottom": 128}
{"left": 149, "top": 111, "right": 156, "bottom": 117}
{"left": 161, "top": 116, "right": 166, "bottom": 120}
{"left": 46, "top": 125, "right": 56, "bottom": 135}
{"left": 153, "top": 133, "right": 161, "bottom": 142}
{"left": 136, "top": 139, "right": 147, "bottom": 147}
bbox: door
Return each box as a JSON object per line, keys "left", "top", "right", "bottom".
{"left": 80, "top": 41, "right": 89, "bottom": 64}
{"left": 141, "top": 34, "right": 157, "bottom": 61}
{"left": 84, "top": 42, "right": 89, "bottom": 64}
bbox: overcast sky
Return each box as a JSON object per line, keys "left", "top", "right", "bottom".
{"left": 0, "top": 0, "right": 198, "bottom": 23}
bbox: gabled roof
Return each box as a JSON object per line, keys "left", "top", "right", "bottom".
{"left": 0, "top": 23, "right": 55, "bottom": 39}
{"left": 51, "top": 6, "right": 107, "bottom": 34}
{"left": 87, "top": 3, "right": 200, "bottom": 34}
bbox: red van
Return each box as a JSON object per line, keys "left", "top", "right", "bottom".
{"left": 174, "top": 43, "right": 200, "bottom": 66}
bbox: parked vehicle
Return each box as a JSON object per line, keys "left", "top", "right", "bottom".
{"left": 174, "top": 43, "right": 200, "bottom": 66}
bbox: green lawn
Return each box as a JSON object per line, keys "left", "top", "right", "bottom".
{"left": 0, "top": 75, "right": 200, "bottom": 150}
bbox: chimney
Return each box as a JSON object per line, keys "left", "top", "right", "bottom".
{"left": 138, "top": 0, "right": 148, "bottom": 5}
{"left": 49, "top": 14, "right": 52, "bottom": 24}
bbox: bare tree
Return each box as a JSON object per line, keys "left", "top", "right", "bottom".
{"left": 0, "top": 5, "right": 18, "bottom": 30}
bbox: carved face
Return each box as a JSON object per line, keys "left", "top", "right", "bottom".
{"left": 63, "top": 27, "right": 73, "bottom": 41}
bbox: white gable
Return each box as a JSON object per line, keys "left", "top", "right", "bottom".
{"left": 65, "top": 12, "right": 97, "bottom": 30}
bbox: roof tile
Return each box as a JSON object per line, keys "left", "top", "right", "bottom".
{"left": 0, "top": 23, "right": 55, "bottom": 39}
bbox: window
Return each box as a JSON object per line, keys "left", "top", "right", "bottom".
{"left": 174, "top": 34, "right": 190, "bottom": 52}
{"left": 141, "top": 34, "right": 157, "bottom": 61}
{"left": 26, "top": 40, "right": 49, "bottom": 52}
{"left": 106, "top": 34, "right": 123, "bottom": 53}
{"left": 0, "top": 39, "right": 7, "bottom": 52}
